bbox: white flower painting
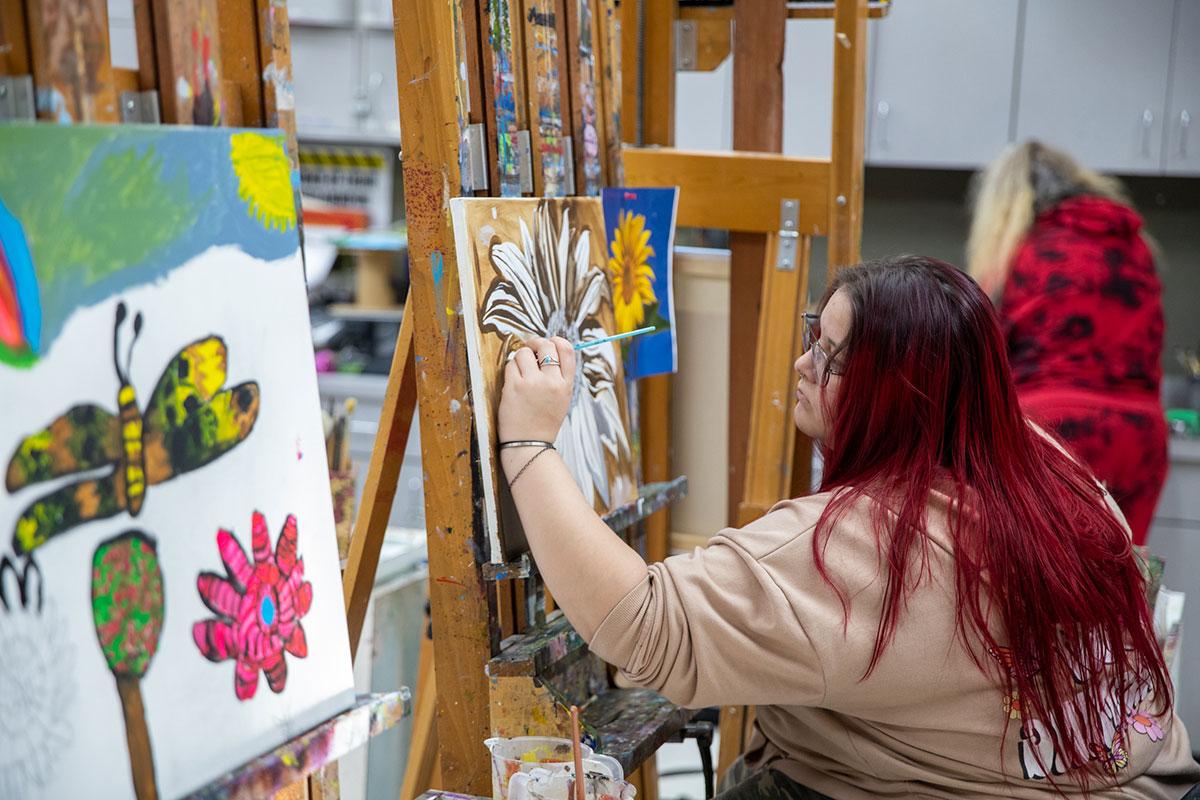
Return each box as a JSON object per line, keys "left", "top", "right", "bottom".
{"left": 452, "top": 198, "right": 638, "bottom": 562}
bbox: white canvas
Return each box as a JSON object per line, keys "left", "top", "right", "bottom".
{"left": 0, "top": 126, "right": 354, "bottom": 799}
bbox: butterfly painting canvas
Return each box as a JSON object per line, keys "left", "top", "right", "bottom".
{"left": 0, "top": 125, "right": 353, "bottom": 799}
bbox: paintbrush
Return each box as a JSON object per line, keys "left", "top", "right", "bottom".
{"left": 505, "top": 326, "right": 656, "bottom": 363}
{"left": 574, "top": 326, "right": 655, "bottom": 351}
{"left": 570, "top": 705, "right": 585, "bottom": 800}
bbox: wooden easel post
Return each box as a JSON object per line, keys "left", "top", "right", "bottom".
{"left": 393, "top": 1, "right": 494, "bottom": 794}
{"left": 726, "top": 0, "right": 787, "bottom": 528}
{"left": 829, "top": 0, "right": 869, "bottom": 273}
{"left": 620, "top": 0, "right": 676, "bottom": 567}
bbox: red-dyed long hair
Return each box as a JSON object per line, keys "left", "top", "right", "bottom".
{"left": 813, "top": 256, "right": 1169, "bottom": 786}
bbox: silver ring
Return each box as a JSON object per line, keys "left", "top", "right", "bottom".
{"left": 539, "top": 354, "right": 560, "bottom": 367}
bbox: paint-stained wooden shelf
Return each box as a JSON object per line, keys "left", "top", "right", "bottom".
{"left": 183, "top": 690, "right": 411, "bottom": 800}
{"left": 489, "top": 614, "right": 693, "bottom": 776}
{"left": 482, "top": 477, "right": 689, "bottom": 581}
{"left": 582, "top": 688, "right": 695, "bottom": 776}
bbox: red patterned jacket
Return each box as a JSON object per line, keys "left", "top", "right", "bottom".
{"left": 1000, "top": 195, "right": 1163, "bottom": 399}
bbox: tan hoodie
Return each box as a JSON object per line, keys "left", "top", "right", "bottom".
{"left": 588, "top": 491, "right": 1200, "bottom": 799}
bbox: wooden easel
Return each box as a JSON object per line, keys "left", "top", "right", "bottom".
{"left": 617, "top": 0, "right": 876, "bottom": 786}
{"left": 1, "top": 4, "right": 416, "bottom": 798}
{"left": 385, "top": 0, "right": 875, "bottom": 797}
{"left": 381, "top": 1, "right": 695, "bottom": 798}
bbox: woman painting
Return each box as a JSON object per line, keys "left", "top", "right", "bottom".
{"left": 497, "top": 257, "right": 1197, "bottom": 799}
{"left": 968, "top": 141, "right": 1167, "bottom": 545}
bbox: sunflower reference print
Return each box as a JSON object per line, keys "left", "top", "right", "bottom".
{"left": 480, "top": 201, "right": 631, "bottom": 506}
{"left": 607, "top": 209, "right": 658, "bottom": 334}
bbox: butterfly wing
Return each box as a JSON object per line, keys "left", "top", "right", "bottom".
{"left": 13, "top": 474, "right": 125, "bottom": 554}
{"left": 6, "top": 405, "right": 121, "bottom": 492}
{"left": 142, "top": 336, "right": 260, "bottom": 484}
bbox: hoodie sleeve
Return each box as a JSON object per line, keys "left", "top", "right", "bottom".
{"left": 587, "top": 510, "right": 828, "bottom": 710}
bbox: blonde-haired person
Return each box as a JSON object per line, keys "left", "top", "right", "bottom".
{"left": 967, "top": 140, "right": 1166, "bottom": 545}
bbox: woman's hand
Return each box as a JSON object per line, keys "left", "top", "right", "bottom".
{"left": 498, "top": 336, "right": 576, "bottom": 444}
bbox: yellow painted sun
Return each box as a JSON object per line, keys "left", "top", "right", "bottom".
{"left": 229, "top": 132, "right": 297, "bottom": 232}
{"left": 607, "top": 210, "right": 657, "bottom": 333}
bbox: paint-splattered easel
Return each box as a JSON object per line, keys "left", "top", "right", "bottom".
{"left": 619, "top": 0, "right": 884, "bottom": 785}
{"left": 0, "top": 3, "right": 410, "bottom": 799}
{"left": 386, "top": 1, "right": 694, "bottom": 799}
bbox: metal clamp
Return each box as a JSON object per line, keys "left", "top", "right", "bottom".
{"left": 775, "top": 198, "right": 800, "bottom": 270}
{"left": 119, "top": 90, "right": 161, "bottom": 124}
{"left": 464, "top": 122, "right": 489, "bottom": 192}
{"left": 675, "top": 20, "right": 697, "bottom": 71}
{"left": 516, "top": 130, "right": 534, "bottom": 194}
{"left": 0, "top": 76, "right": 35, "bottom": 122}
{"left": 562, "top": 135, "right": 576, "bottom": 195}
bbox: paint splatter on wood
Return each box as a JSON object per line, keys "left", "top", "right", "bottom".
{"left": 184, "top": 690, "right": 411, "bottom": 800}
{"left": 26, "top": 0, "right": 118, "bottom": 122}
{"left": 523, "top": 0, "right": 568, "bottom": 196}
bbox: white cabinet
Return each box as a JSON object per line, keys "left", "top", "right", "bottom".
{"left": 866, "top": 0, "right": 1020, "bottom": 168}
{"left": 292, "top": 28, "right": 360, "bottom": 136}
{"left": 1164, "top": 0, "right": 1200, "bottom": 175}
{"left": 783, "top": 20, "right": 835, "bottom": 159}
{"left": 675, "top": 18, "right": 880, "bottom": 157}
{"left": 363, "top": 30, "right": 402, "bottom": 138}
{"left": 1015, "top": 0, "right": 1175, "bottom": 175}
{"left": 290, "top": 0, "right": 400, "bottom": 144}
{"left": 674, "top": 56, "right": 734, "bottom": 151}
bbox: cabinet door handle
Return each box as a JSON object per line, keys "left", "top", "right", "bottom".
{"left": 876, "top": 100, "right": 890, "bottom": 150}
{"left": 1141, "top": 109, "right": 1155, "bottom": 157}
{"left": 1181, "top": 110, "right": 1192, "bottom": 159}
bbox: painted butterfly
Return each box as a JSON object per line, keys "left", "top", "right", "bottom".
{"left": 5, "top": 302, "right": 260, "bottom": 554}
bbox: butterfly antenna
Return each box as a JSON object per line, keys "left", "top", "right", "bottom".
{"left": 113, "top": 302, "right": 128, "bottom": 380}
{"left": 125, "top": 312, "right": 144, "bottom": 379}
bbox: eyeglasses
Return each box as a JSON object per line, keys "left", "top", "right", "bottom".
{"left": 802, "top": 313, "right": 843, "bottom": 386}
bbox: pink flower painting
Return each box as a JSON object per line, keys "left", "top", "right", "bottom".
{"left": 192, "top": 511, "right": 313, "bottom": 700}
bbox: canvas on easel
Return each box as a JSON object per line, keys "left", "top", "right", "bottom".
{"left": 450, "top": 197, "right": 638, "bottom": 563}
{"left": 0, "top": 125, "right": 354, "bottom": 799}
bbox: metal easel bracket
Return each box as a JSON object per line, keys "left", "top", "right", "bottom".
{"left": 562, "top": 135, "right": 576, "bottom": 195}
{"left": 516, "top": 130, "right": 534, "bottom": 194}
{"left": 465, "top": 122, "right": 489, "bottom": 192}
{"left": 0, "top": 76, "right": 35, "bottom": 121}
{"left": 674, "top": 20, "right": 697, "bottom": 71}
{"left": 119, "top": 90, "right": 161, "bottom": 124}
{"left": 775, "top": 198, "right": 800, "bottom": 270}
